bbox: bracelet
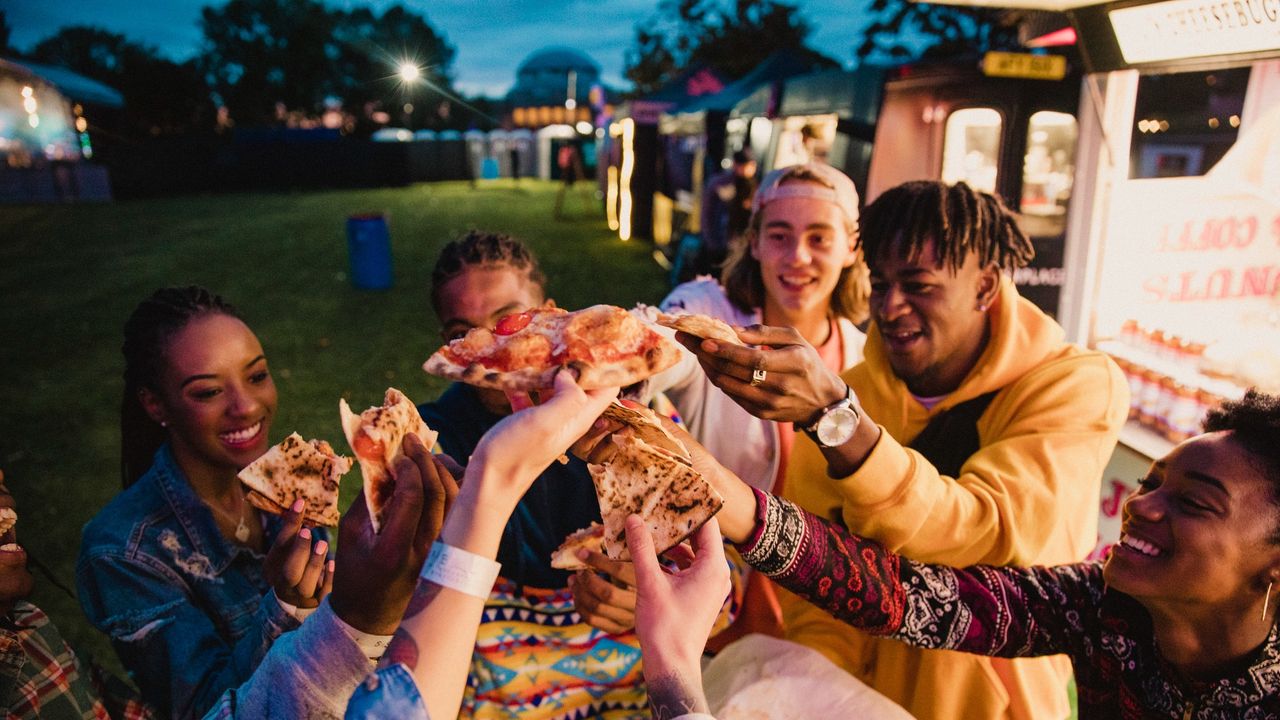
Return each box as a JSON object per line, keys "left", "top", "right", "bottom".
{"left": 420, "top": 542, "right": 501, "bottom": 598}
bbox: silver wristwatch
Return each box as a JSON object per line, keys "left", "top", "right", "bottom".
{"left": 803, "top": 386, "right": 860, "bottom": 448}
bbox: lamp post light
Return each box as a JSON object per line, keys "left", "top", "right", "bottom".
{"left": 397, "top": 62, "right": 422, "bottom": 129}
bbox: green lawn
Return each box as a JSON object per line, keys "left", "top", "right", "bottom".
{"left": 0, "top": 179, "right": 668, "bottom": 678}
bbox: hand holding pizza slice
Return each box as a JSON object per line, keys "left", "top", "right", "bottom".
{"left": 238, "top": 432, "right": 352, "bottom": 526}
{"left": 339, "top": 388, "right": 438, "bottom": 533}
{"left": 424, "top": 304, "right": 682, "bottom": 392}
{"left": 555, "top": 399, "right": 722, "bottom": 569}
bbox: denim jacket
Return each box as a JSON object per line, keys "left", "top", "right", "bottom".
{"left": 76, "top": 444, "right": 329, "bottom": 719}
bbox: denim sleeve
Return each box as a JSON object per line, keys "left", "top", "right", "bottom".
{"left": 76, "top": 552, "right": 299, "bottom": 719}
{"left": 344, "top": 664, "right": 429, "bottom": 720}
{"left": 203, "top": 599, "right": 371, "bottom": 720}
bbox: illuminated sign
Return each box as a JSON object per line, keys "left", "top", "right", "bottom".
{"left": 981, "top": 52, "right": 1068, "bottom": 80}
{"left": 1109, "top": 0, "right": 1280, "bottom": 65}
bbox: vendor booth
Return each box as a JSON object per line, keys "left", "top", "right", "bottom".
{"left": 605, "top": 67, "right": 726, "bottom": 241}
{"left": 865, "top": 55, "right": 1081, "bottom": 316}
{"left": 652, "top": 50, "right": 835, "bottom": 246}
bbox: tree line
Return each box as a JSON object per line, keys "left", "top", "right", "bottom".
{"left": 2, "top": 0, "right": 1028, "bottom": 140}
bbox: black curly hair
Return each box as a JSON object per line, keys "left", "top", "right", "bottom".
{"left": 120, "top": 286, "right": 240, "bottom": 488}
{"left": 860, "top": 180, "right": 1035, "bottom": 273}
{"left": 1202, "top": 389, "right": 1280, "bottom": 541}
{"left": 430, "top": 230, "right": 547, "bottom": 314}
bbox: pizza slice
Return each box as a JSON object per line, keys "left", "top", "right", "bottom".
{"left": 550, "top": 523, "right": 604, "bottom": 571}
{"left": 600, "top": 400, "right": 691, "bottom": 465}
{"left": 423, "top": 304, "right": 682, "bottom": 392}
{"left": 238, "top": 433, "right": 352, "bottom": 526}
{"left": 656, "top": 311, "right": 743, "bottom": 346}
{"left": 587, "top": 434, "right": 723, "bottom": 562}
{"left": 339, "top": 388, "right": 438, "bottom": 533}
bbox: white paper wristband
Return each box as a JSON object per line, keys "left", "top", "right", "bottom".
{"left": 420, "top": 542, "right": 501, "bottom": 598}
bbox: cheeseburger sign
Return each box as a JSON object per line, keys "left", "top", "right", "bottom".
{"left": 1109, "top": 0, "right": 1280, "bottom": 63}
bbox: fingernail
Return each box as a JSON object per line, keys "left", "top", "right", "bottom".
{"left": 315, "top": 540, "right": 328, "bottom": 555}
{"left": 292, "top": 498, "right": 305, "bottom": 512}
{"left": 327, "top": 559, "right": 335, "bottom": 572}
{"left": 576, "top": 548, "right": 590, "bottom": 560}
{"left": 300, "top": 527, "right": 311, "bottom": 540}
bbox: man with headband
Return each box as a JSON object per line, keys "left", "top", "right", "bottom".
{"left": 572, "top": 163, "right": 871, "bottom": 645}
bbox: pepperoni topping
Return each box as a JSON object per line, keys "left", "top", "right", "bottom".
{"left": 352, "top": 430, "right": 384, "bottom": 462}
{"left": 495, "top": 311, "right": 532, "bottom": 335}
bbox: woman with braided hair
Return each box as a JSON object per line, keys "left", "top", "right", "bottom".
{"left": 674, "top": 179, "right": 1130, "bottom": 719}
{"left": 77, "top": 286, "right": 335, "bottom": 718}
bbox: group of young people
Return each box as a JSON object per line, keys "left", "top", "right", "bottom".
{"left": 4, "top": 161, "right": 1279, "bottom": 720}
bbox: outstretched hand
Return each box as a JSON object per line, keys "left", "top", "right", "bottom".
{"left": 628, "top": 515, "right": 726, "bottom": 718}
{"left": 468, "top": 370, "right": 618, "bottom": 502}
{"left": 675, "top": 324, "right": 847, "bottom": 424}
{"left": 330, "top": 433, "right": 459, "bottom": 635}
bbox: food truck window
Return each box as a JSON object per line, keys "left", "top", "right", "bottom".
{"left": 773, "top": 115, "right": 837, "bottom": 168}
{"left": 1019, "top": 111, "right": 1077, "bottom": 235}
{"left": 1129, "top": 67, "right": 1250, "bottom": 179}
{"left": 941, "top": 107, "right": 1001, "bottom": 194}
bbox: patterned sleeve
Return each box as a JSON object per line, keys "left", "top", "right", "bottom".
{"left": 739, "top": 490, "right": 1103, "bottom": 659}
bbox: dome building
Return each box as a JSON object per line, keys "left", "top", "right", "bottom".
{"left": 506, "top": 47, "right": 609, "bottom": 129}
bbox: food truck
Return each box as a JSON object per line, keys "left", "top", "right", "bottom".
{"left": 864, "top": 55, "right": 1081, "bottom": 316}
{"left": 919, "top": 0, "right": 1280, "bottom": 556}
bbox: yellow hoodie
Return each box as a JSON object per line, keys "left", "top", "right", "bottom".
{"left": 781, "top": 279, "right": 1128, "bottom": 720}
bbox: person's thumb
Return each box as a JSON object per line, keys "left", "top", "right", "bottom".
{"left": 624, "top": 515, "right": 663, "bottom": 590}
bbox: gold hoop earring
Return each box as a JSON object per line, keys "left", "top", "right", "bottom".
{"left": 1264, "top": 581, "right": 1273, "bottom": 622}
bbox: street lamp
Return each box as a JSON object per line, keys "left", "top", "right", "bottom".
{"left": 398, "top": 63, "right": 421, "bottom": 83}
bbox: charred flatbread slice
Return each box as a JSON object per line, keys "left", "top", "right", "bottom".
{"left": 238, "top": 433, "right": 351, "bottom": 527}
{"left": 339, "top": 388, "right": 438, "bottom": 533}
{"left": 588, "top": 435, "right": 723, "bottom": 561}
{"left": 550, "top": 523, "right": 605, "bottom": 571}
{"left": 656, "top": 312, "right": 743, "bottom": 346}
{"left": 424, "top": 304, "right": 683, "bottom": 392}
{"left": 600, "top": 400, "right": 691, "bottom": 465}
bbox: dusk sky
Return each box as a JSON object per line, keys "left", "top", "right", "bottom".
{"left": 7, "top": 0, "right": 875, "bottom": 97}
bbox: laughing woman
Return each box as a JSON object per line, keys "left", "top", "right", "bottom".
{"left": 77, "top": 287, "right": 333, "bottom": 719}
{"left": 671, "top": 389, "right": 1280, "bottom": 718}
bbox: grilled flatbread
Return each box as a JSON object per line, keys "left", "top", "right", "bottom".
{"left": 238, "top": 433, "right": 351, "bottom": 526}
{"left": 600, "top": 400, "right": 691, "bottom": 464}
{"left": 588, "top": 435, "right": 723, "bottom": 561}
{"left": 339, "top": 388, "right": 437, "bottom": 533}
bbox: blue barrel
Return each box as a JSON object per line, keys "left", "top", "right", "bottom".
{"left": 346, "top": 213, "right": 393, "bottom": 290}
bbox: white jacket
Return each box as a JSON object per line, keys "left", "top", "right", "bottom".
{"left": 647, "top": 278, "right": 866, "bottom": 492}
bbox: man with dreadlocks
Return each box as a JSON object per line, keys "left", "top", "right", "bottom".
{"left": 675, "top": 180, "right": 1129, "bottom": 720}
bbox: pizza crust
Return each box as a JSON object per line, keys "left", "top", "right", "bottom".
{"left": 550, "top": 522, "right": 604, "bottom": 571}
{"left": 657, "top": 312, "right": 743, "bottom": 346}
{"left": 600, "top": 401, "right": 690, "bottom": 463}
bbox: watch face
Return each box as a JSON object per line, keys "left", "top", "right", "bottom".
{"left": 817, "top": 406, "right": 858, "bottom": 447}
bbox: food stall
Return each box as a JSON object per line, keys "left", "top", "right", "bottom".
{"left": 864, "top": 54, "right": 1080, "bottom": 317}
{"left": 1033, "top": 0, "right": 1279, "bottom": 556}
{"left": 765, "top": 67, "right": 884, "bottom": 191}
{"left": 652, "top": 50, "right": 834, "bottom": 247}
{"left": 604, "top": 67, "right": 726, "bottom": 241}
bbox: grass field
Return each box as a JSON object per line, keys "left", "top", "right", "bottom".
{"left": 0, "top": 178, "right": 669, "bottom": 677}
